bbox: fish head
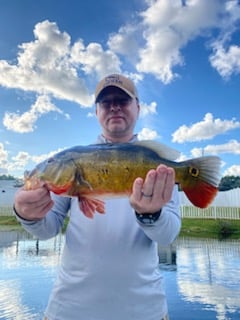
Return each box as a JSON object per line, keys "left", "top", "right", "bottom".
{"left": 24, "top": 154, "right": 76, "bottom": 194}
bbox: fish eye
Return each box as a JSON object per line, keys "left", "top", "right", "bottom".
{"left": 47, "top": 157, "right": 55, "bottom": 164}
{"left": 189, "top": 167, "right": 199, "bottom": 177}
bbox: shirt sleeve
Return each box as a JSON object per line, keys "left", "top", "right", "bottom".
{"left": 15, "top": 193, "right": 70, "bottom": 240}
{"left": 136, "top": 185, "right": 181, "bottom": 246}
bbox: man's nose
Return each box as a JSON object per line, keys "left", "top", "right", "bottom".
{"left": 110, "top": 100, "right": 121, "bottom": 110}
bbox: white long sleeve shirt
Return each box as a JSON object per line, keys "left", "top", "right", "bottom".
{"left": 17, "top": 136, "right": 181, "bottom": 320}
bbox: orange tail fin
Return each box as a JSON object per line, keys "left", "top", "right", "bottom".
{"left": 179, "top": 155, "right": 221, "bottom": 208}
{"left": 182, "top": 181, "right": 218, "bottom": 208}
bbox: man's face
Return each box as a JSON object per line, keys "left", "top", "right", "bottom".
{"left": 96, "top": 87, "right": 140, "bottom": 142}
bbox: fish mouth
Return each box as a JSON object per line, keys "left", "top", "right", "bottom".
{"left": 24, "top": 169, "right": 43, "bottom": 190}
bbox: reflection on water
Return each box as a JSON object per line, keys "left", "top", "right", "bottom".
{"left": 0, "top": 230, "right": 63, "bottom": 320}
{"left": 0, "top": 231, "right": 240, "bottom": 320}
{"left": 175, "top": 238, "right": 240, "bottom": 320}
{"left": 0, "top": 180, "right": 20, "bottom": 206}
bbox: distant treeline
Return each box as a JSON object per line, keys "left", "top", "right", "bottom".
{"left": 0, "top": 175, "right": 16, "bottom": 180}
{"left": 218, "top": 176, "right": 240, "bottom": 191}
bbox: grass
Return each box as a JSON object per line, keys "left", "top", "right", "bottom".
{"left": 0, "top": 215, "right": 69, "bottom": 233}
{"left": 180, "top": 218, "right": 240, "bottom": 239}
{"left": 1, "top": 215, "right": 240, "bottom": 239}
{"left": 0, "top": 215, "right": 22, "bottom": 230}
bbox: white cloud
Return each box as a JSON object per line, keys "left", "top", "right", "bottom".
{"left": 140, "top": 101, "right": 157, "bottom": 117}
{"left": 0, "top": 143, "right": 8, "bottom": 161}
{"left": 0, "top": 2, "right": 239, "bottom": 145}
{"left": 209, "top": 44, "right": 240, "bottom": 78}
{"left": 208, "top": 0, "right": 240, "bottom": 78}
{"left": 0, "top": 143, "right": 25, "bottom": 175}
{"left": 172, "top": 113, "right": 240, "bottom": 143}
{"left": 204, "top": 139, "right": 240, "bottom": 155}
{"left": 190, "top": 147, "right": 206, "bottom": 158}
{"left": 11, "top": 152, "right": 31, "bottom": 169}
{"left": 0, "top": 143, "right": 8, "bottom": 172}
{"left": 107, "top": 24, "right": 140, "bottom": 63}
{"left": 138, "top": 127, "right": 159, "bottom": 140}
{"left": 0, "top": 20, "right": 96, "bottom": 107}
{"left": 0, "top": 20, "right": 123, "bottom": 114}
{"left": 0, "top": 1, "right": 239, "bottom": 114}
{"left": 223, "top": 164, "right": 240, "bottom": 177}
{"left": 0, "top": 1, "right": 239, "bottom": 117}
{"left": 136, "top": 0, "right": 224, "bottom": 83}
{"left": 31, "top": 147, "right": 64, "bottom": 164}
{"left": 191, "top": 139, "right": 240, "bottom": 157}
{"left": 71, "top": 41, "right": 121, "bottom": 79}
{"left": 2, "top": 147, "right": 65, "bottom": 177}
{"left": 0, "top": 148, "right": 37, "bottom": 176}
{"left": 3, "top": 95, "right": 69, "bottom": 133}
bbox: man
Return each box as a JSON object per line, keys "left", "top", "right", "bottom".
{"left": 14, "top": 74, "right": 181, "bottom": 320}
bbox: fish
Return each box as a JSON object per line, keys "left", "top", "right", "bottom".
{"left": 24, "top": 141, "right": 222, "bottom": 218}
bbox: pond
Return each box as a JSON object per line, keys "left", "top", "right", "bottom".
{"left": 0, "top": 230, "right": 240, "bottom": 320}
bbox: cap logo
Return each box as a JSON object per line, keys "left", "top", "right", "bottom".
{"left": 95, "top": 73, "right": 138, "bottom": 103}
{"left": 104, "top": 75, "right": 123, "bottom": 88}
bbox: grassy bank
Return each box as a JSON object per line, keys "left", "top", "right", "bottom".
{"left": 0, "top": 215, "right": 22, "bottom": 230}
{"left": 180, "top": 218, "right": 240, "bottom": 239}
{"left": 1, "top": 215, "right": 240, "bottom": 239}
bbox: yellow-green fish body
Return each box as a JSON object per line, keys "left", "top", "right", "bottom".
{"left": 24, "top": 141, "right": 221, "bottom": 218}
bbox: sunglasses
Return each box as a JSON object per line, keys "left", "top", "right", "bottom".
{"left": 98, "top": 97, "right": 132, "bottom": 109}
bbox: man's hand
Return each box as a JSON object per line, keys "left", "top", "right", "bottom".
{"left": 14, "top": 186, "right": 54, "bottom": 221}
{"left": 129, "top": 164, "right": 175, "bottom": 214}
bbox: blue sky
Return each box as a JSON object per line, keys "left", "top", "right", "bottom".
{"left": 0, "top": 0, "right": 240, "bottom": 178}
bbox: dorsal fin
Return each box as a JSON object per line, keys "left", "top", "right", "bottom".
{"left": 133, "top": 140, "right": 180, "bottom": 161}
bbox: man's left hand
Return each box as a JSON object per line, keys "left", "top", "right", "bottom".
{"left": 129, "top": 164, "right": 175, "bottom": 214}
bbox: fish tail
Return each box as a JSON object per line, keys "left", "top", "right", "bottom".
{"left": 178, "top": 156, "right": 221, "bottom": 208}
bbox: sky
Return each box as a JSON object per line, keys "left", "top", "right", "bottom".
{"left": 0, "top": 0, "right": 240, "bottom": 179}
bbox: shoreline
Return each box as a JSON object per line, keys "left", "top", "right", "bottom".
{"left": 0, "top": 215, "right": 240, "bottom": 239}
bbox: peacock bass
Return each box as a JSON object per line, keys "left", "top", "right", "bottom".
{"left": 24, "top": 141, "right": 221, "bottom": 218}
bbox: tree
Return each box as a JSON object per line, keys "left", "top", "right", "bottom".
{"left": 0, "top": 174, "right": 16, "bottom": 180}
{"left": 218, "top": 176, "right": 240, "bottom": 191}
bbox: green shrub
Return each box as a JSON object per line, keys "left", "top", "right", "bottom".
{"left": 215, "top": 220, "right": 237, "bottom": 239}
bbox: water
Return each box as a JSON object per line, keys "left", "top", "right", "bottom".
{"left": 162, "top": 238, "right": 240, "bottom": 320}
{"left": 0, "top": 180, "right": 20, "bottom": 206}
{"left": 0, "top": 231, "right": 240, "bottom": 320}
{"left": 0, "top": 230, "right": 62, "bottom": 320}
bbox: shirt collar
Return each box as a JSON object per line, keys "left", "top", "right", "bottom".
{"left": 96, "top": 134, "right": 138, "bottom": 144}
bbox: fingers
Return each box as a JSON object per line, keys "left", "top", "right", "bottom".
{"left": 14, "top": 186, "right": 53, "bottom": 220}
{"left": 130, "top": 165, "right": 175, "bottom": 214}
{"left": 141, "top": 170, "right": 156, "bottom": 199}
{"left": 153, "top": 165, "right": 175, "bottom": 203}
{"left": 131, "top": 177, "right": 144, "bottom": 202}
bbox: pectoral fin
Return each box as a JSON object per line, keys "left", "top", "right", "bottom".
{"left": 68, "top": 164, "right": 93, "bottom": 196}
{"left": 75, "top": 167, "right": 93, "bottom": 190}
{"left": 79, "top": 196, "right": 105, "bottom": 218}
{"left": 69, "top": 160, "right": 105, "bottom": 218}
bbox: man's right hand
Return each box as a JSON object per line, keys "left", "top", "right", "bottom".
{"left": 14, "top": 186, "right": 54, "bottom": 221}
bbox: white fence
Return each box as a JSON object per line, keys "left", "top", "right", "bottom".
{"left": 1, "top": 188, "right": 240, "bottom": 220}
{"left": 180, "top": 205, "right": 240, "bottom": 220}
{"left": 180, "top": 188, "right": 240, "bottom": 207}
{"left": 0, "top": 206, "right": 13, "bottom": 216}
{"left": 180, "top": 188, "right": 240, "bottom": 220}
